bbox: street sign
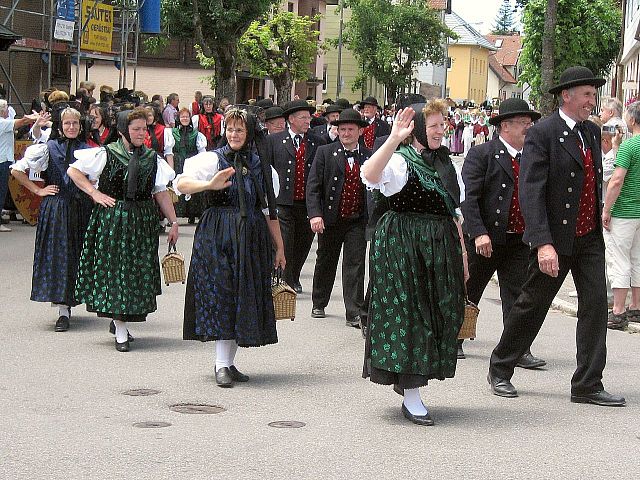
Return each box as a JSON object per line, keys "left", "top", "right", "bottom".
{"left": 54, "top": 19, "right": 75, "bottom": 42}
{"left": 80, "top": 1, "right": 114, "bottom": 53}
{"left": 56, "top": 0, "right": 75, "bottom": 21}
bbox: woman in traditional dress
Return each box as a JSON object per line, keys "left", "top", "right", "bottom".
{"left": 67, "top": 108, "right": 178, "bottom": 352}
{"left": 143, "top": 104, "right": 174, "bottom": 168}
{"left": 11, "top": 107, "right": 93, "bottom": 332}
{"left": 176, "top": 107, "right": 285, "bottom": 387}
{"left": 86, "top": 103, "right": 117, "bottom": 147}
{"left": 361, "top": 100, "right": 468, "bottom": 426}
{"left": 172, "top": 107, "right": 206, "bottom": 223}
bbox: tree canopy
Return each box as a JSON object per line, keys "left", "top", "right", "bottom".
{"left": 519, "top": 0, "right": 621, "bottom": 105}
{"left": 238, "top": 12, "right": 324, "bottom": 104}
{"left": 491, "top": 0, "right": 517, "bottom": 35}
{"left": 342, "top": 0, "right": 455, "bottom": 104}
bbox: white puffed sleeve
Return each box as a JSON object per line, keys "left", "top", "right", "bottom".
{"left": 163, "top": 128, "right": 175, "bottom": 156}
{"left": 360, "top": 153, "right": 409, "bottom": 197}
{"left": 262, "top": 166, "right": 280, "bottom": 216}
{"left": 191, "top": 115, "right": 200, "bottom": 130}
{"left": 173, "top": 151, "right": 220, "bottom": 197}
{"left": 69, "top": 147, "right": 107, "bottom": 180}
{"left": 196, "top": 132, "right": 207, "bottom": 153}
{"left": 152, "top": 157, "right": 176, "bottom": 194}
{"left": 11, "top": 143, "right": 50, "bottom": 173}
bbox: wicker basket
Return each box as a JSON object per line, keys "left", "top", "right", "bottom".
{"left": 167, "top": 186, "right": 179, "bottom": 204}
{"left": 272, "top": 269, "right": 296, "bottom": 321}
{"left": 458, "top": 299, "right": 479, "bottom": 340}
{"left": 161, "top": 244, "right": 186, "bottom": 285}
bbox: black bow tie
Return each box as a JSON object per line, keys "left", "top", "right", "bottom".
{"left": 515, "top": 152, "right": 521, "bottom": 163}
{"left": 345, "top": 150, "right": 357, "bottom": 157}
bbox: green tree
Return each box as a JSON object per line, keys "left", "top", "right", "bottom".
{"left": 149, "top": 0, "right": 279, "bottom": 103}
{"left": 519, "top": 0, "right": 621, "bottom": 112}
{"left": 343, "top": 0, "right": 455, "bottom": 104}
{"left": 238, "top": 12, "right": 325, "bottom": 104}
{"left": 491, "top": 0, "right": 517, "bottom": 35}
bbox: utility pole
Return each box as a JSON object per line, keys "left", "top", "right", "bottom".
{"left": 336, "top": 0, "right": 344, "bottom": 98}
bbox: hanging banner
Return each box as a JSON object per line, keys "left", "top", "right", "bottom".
{"left": 54, "top": 19, "right": 75, "bottom": 42}
{"left": 81, "top": 1, "right": 114, "bottom": 53}
{"left": 56, "top": 0, "right": 76, "bottom": 21}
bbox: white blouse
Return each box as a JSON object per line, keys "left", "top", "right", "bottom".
{"left": 174, "top": 151, "right": 280, "bottom": 215}
{"left": 160, "top": 128, "right": 175, "bottom": 157}
{"left": 70, "top": 147, "right": 175, "bottom": 194}
{"left": 361, "top": 152, "right": 465, "bottom": 217}
{"left": 11, "top": 143, "right": 50, "bottom": 174}
{"left": 195, "top": 132, "right": 207, "bottom": 153}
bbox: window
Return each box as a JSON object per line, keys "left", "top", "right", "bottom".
{"left": 288, "top": 2, "right": 294, "bottom": 12}
{"left": 495, "top": 39, "right": 503, "bottom": 48}
{"left": 322, "top": 65, "right": 328, "bottom": 93}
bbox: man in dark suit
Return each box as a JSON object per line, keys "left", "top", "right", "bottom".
{"left": 488, "top": 67, "right": 625, "bottom": 407}
{"left": 359, "top": 96, "right": 391, "bottom": 150}
{"left": 264, "top": 100, "right": 326, "bottom": 293}
{"left": 306, "top": 109, "right": 370, "bottom": 326}
{"left": 311, "top": 103, "right": 343, "bottom": 143}
{"left": 461, "top": 98, "right": 545, "bottom": 367}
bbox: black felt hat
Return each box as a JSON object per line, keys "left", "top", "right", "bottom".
{"left": 489, "top": 98, "right": 541, "bottom": 126}
{"left": 256, "top": 98, "right": 274, "bottom": 109}
{"left": 283, "top": 99, "right": 315, "bottom": 118}
{"left": 549, "top": 66, "right": 606, "bottom": 95}
{"left": 323, "top": 104, "right": 344, "bottom": 116}
{"left": 264, "top": 106, "right": 285, "bottom": 121}
{"left": 358, "top": 96, "right": 380, "bottom": 108}
{"left": 334, "top": 98, "right": 352, "bottom": 109}
{"left": 395, "top": 93, "right": 426, "bottom": 110}
{"left": 330, "top": 108, "right": 368, "bottom": 128}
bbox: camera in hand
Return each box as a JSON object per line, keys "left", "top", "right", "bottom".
{"left": 602, "top": 125, "right": 619, "bottom": 134}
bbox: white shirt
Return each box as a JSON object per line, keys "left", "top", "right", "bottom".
{"left": 559, "top": 108, "right": 586, "bottom": 151}
{"left": 0, "top": 117, "right": 15, "bottom": 163}
{"left": 498, "top": 136, "right": 522, "bottom": 159}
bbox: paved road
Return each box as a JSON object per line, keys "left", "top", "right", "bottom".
{"left": 1, "top": 220, "right": 639, "bottom": 479}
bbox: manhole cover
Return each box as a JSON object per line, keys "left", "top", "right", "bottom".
{"left": 122, "top": 389, "right": 161, "bottom": 396}
{"left": 268, "top": 421, "right": 306, "bottom": 428}
{"left": 170, "top": 403, "right": 226, "bottom": 414}
{"left": 133, "top": 421, "right": 171, "bottom": 428}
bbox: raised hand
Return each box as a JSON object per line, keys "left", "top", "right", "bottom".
{"left": 390, "top": 107, "right": 415, "bottom": 141}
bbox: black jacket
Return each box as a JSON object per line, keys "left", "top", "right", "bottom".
{"left": 306, "top": 142, "right": 371, "bottom": 226}
{"left": 359, "top": 118, "right": 391, "bottom": 148}
{"left": 519, "top": 111, "right": 604, "bottom": 256}
{"left": 263, "top": 130, "right": 326, "bottom": 206}
{"left": 461, "top": 137, "right": 520, "bottom": 245}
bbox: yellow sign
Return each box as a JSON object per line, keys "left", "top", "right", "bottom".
{"left": 81, "top": 1, "right": 114, "bottom": 53}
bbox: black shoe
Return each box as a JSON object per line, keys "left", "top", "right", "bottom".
{"left": 311, "top": 307, "right": 325, "bottom": 318}
{"left": 346, "top": 316, "right": 362, "bottom": 328}
{"left": 54, "top": 316, "right": 70, "bottom": 332}
{"left": 109, "top": 320, "right": 135, "bottom": 342}
{"left": 215, "top": 367, "right": 233, "bottom": 388}
{"left": 401, "top": 404, "right": 434, "bottom": 426}
{"left": 115, "top": 339, "right": 130, "bottom": 352}
{"left": 293, "top": 283, "right": 303, "bottom": 294}
{"left": 393, "top": 384, "right": 404, "bottom": 396}
{"left": 229, "top": 365, "right": 249, "bottom": 382}
{"left": 516, "top": 351, "right": 546, "bottom": 369}
{"left": 570, "top": 390, "right": 626, "bottom": 407}
{"left": 360, "top": 316, "right": 368, "bottom": 339}
{"left": 607, "top": 311, "right": 628, "bottom": 330}
{"left": 457, "top": 341, "right": 466, "bottom": 359}
{"left": 487, "top": 373, "right": 518, "bottom": 398}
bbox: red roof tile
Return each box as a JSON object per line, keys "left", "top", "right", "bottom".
{"left": 484, "top": 34, "right": 522, "bottom": 66}
{"left": 489, "top": 54, "right": 517, "bottom": 84}
{"left": 429, "top": 0, "right": 448, "bottom": 10}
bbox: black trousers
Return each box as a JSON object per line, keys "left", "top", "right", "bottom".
{"left": 311, "top": 217, "right": 367, "bottom": 318}
{"left": 465, "top": 233, "right": 528, "bottom": 322}
{"left": 489, "top": 229, "right": 608, "bottom": 395}
{"left": 278, "top": 201, "right": 315, "bottom": 288}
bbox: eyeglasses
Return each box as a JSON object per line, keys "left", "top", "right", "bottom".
{"left": 226, "top": 128, "right": 246, "bottom": 135}
{"left": 506, "top": 119, "right": 534, "bottom": 127}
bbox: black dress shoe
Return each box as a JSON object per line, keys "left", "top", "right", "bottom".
{"left": 294, "top": 282, "right": 303, "bottom": 294}
{"left": 487, "top": 373, "right": 518, "bottom": 398}
{"left": 346, "top": 316, "right": 361, "bottom": 328}
{"left": 516, "top": 351, "right": 546, "bottom": 369}
{"left": 401, "top": 404, "right": 434, "bottom": 426}
{"left": 115, "top": 339, "right": 130, "bottom": 352}
{"left": 311, "top": 307, "right": 326, "bottom": 318}
{"left": 457, "top": 340, "right": 466, "bottom": 359}
{"left": 229, "top": 365, "right": 249, "bottom": 382}
{"left": 215, "top": 367, "right": 233, "bottom": 387}
{"left": 570, "top": 390, "right": 626, "bottom": 407}
{"left": 393, "top": 384, "right": 404, "bottom": 396}
{"left": 360, "top": 316, "right": 368, "bottom": 339}
{"left": 109, "top": 320, "right": 135, "bottom": 342}
{"left": 54, "top": 316, "right": 69, "bottom": 332}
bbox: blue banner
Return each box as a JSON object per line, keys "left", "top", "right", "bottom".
{"left": 56, "top": 0, "right": 76, "bottom": 21}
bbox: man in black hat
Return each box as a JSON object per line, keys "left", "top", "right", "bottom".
{"left": 264, "top": 99, "right": 326, "bottom": 293}
{"left": 359, "top": 96, "right": 391, "bottom": 150}
{"left": 306, "top": 109, "right": 370, "bottom": 326}
{"left": 488, "top": 66, "right": 625, "bottom": 407}
{"left": 264, "top": 106, "right": 286, "bottom": 135}
{"left": 311, "top": 103, "right": 343, "bottom": 143}
{"left": 461, "top": 98, "right": 546, "bottom": 367}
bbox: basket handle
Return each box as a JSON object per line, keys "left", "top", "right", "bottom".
{"left": 168, "top": 242, "right": 177, "bottom": 254}
{"left": 272, "top": 266, "right": 284, "bottom": 285}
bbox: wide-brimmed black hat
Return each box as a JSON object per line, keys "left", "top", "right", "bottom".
{"left": 395, "top": 93, "right": 426, "bottom": 110}
{"left": 256, "top": 98, "right": 274, "bottom": 109}
{"left": 334, "top": 98, "right": 352, "bottom": 109}
{"left": 264, "top": 106, "right": 285, "bottom": 121}
{"left": 549, "top": 66, "right": 606, "bottom": 95}
{"left": 330, "top": 108, "right": 368, "bottom": 128}
{"left": 323, "top": 104, "right": 343, "bottom": 116}
{"left": 358, "top": 96, "right": 380, "bottom": 108}
{"left": 283, "top": 99, "right": 315, "bottom": 118}
{"left": 489, "top": 98, "right": 541, "bottom": 126}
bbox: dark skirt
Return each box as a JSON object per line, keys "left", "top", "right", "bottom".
{"left": 31, "top": 194, "right": 93, "bottom": 306}
{"left": 183, "top": 205, "right": 277, "bottom": 347}
{"left": 75, "top": 199, "right": 162, "bottom": 322}
{"left": 363, "top": 211, "right": 465, "bottom": 389}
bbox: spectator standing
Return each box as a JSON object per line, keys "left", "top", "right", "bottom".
{"left": 163, "top": 93, "right": 179, "bottom": 128}
{"left": 600, "top": 97, "right": 623, "bottom": 124}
